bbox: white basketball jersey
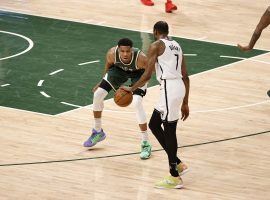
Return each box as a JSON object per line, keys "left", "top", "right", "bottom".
{"left": 155, "top": 38, "right": 183, "bottom": 81}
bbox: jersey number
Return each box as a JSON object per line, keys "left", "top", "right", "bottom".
{"left": 174, "top": 54, "right": 179, "bottom": 70}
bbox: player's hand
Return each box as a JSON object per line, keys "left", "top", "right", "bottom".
{"left": 92, "top": 83, "right": 100, "bottom": 93}
{"left": 120, "top": 86, "right": 132, "bottom": 92}
{"left": 237, "top": 44, "right": 252, "bottom": 52}
{"left": 181, "top": 103, "right": 189, "bottom": 121}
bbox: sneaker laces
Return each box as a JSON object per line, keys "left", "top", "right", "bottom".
{"left": 91, "top": 132, "right": 102, "bottom": 143}
{"left": 142, "top": 144, "right": 150, "bottom": 152}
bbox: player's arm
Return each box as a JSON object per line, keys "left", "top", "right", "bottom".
{"left": 137, "top": 51, "right": 156, "bottom": 73}
{"left": 103, "top": 47, "right": 115, "bottom": 76}
{"left": 181, "top": 55, "right": 190, "bottom": 121}
{"left": 238, "top": 7, "right": 270, "bottom": 51}
{"left": 136, "top": 51, "right": 148, "bottom": 69}
{"left": 92, "top": 48, "right": 115, "bottom": 92}
{"left": 130, "top": 42, "right": 159, "bottom": 91}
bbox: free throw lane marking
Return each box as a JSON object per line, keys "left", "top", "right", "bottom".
{"left": 61, "top": 102, "right": 82, "bottom": 108}
{"left": 37, "top": 80, "right": 44, "bottom": 86}
{"left": 78, "top": 60, "right": 100, "bottom": 66}
{"left": 184, "top": 54, "right": 197, "bottom": 56}
{"left": 49, "top": 69, "right": 64, "bottom": 75}
{"left": 1, "top": 84, "right": 10, "bottom": 87}
{"left": 40, "top": 91, "right": 51, "bottom": 98}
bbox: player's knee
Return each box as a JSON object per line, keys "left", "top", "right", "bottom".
{"left": 132, "top": 95, "right": 143, "bottom": 109}
{"left": 93, "top": 88, "right": 108, "bottom": 111}
{"left": 133, "top": 95, "right": 147, "bottom": 124}
{"left": 93, "top": 88, "right": 108, "bottom": 102}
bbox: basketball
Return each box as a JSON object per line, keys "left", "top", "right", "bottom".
{"left": 114, "top": 88, "right": 133, "bottom": 107}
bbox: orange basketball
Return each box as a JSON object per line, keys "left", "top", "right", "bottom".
{"left": 114, "top": 88, "right": 133, "bottom": 107}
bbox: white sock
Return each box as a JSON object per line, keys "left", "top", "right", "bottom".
{"left": 141, "top": 130, "right": 149, "bottom": 142}
{"left": 94, "top": 118, "right": 102, "bottom": 132}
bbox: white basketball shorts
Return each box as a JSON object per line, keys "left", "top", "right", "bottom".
{"left": 155, "top": 79, "right": 186, "bottom": 122}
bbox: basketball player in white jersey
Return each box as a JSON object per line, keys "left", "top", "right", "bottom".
{"left": 122, "top": 21, "right": 190, "bottom": 189}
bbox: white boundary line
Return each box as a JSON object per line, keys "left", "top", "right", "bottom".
{"left": 78, "top": 60, "right": 100, "bottom": 66}
{"left": 0, "top": 30, "right": 34, "bottom": 60}
{"left": 220, "top": 55, "right": 270, "bottom": 65}
{"left": 49, "top": 69, "right": 64, "bottom": 76}
{"left": 1, "top": 84, "right": 10, "bottom": 87}
{"left": 0, "top": 105, "right": 54, "bottom": 117}
{"left": 96, "top": 21, "right": 106, "bottom": 25}
{"left": 191, "top": 100, "right": 270, "bottom": 114}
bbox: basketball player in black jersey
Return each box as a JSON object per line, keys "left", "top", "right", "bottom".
{"left": 83, "top": 38, "right": 152, "bottom": 160}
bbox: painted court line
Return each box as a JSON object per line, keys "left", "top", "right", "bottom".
{"left": 96, "top": 21, "right": 106, "bottom": 25}
{"left": 197, "top": 36, "right": 208, "bottom": 40}
{"left": 184, "top": 54, "right": 197, "bottom": 56}
{"left": 78, "top": 60, "right": 100, "bottom": 66}
{"left": 83, "top": 19, "right": 93, "bottom": 23}
{"left": 0, "top": 105, "right": 54, "bottom": 117}
{"left": 37, "top": 80, "right": 44, "bottom": 87}
{"left": 1, "top": 84, "right": 10, "bottom": 87}
{"left": 40, "top": 91, "right": 51, "bottom": 98}
{"left": 191, "top": 100, "right": 270, "bottom": 114}
{"left": 192, "top": 52, "right": 270, "bottom": 77}
{"left": 0, "top": 30, "right": 34, "bottom": 61}
{"left": 220, "top": 55, "right": 270, "bottom": 65}
{"left": 49, "top": 69, "right": 64, "bottom": 75}
{"left": 61, "top": 102, "right": 82, "bottom": 108}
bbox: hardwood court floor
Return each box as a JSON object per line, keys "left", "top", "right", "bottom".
{"left": 0, "top": 1, "right": 270, "bottom": 199}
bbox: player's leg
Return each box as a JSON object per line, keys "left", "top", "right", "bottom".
{"left": 131, "top": 73, "right": 151, "bottom": 159}
{"left": 163, "top": 79, "right": 189, "bottom": 175}
{"left": 155, "top": 120, "right": 183, "bottom": 189}
{"left": 83, "top": 80, "right": 110, "bottom": 147}
{"left": 153, "top": 80, "right": 186, "bottom": 189}
{"left": 165, "top": 0, "right": 177, "bottom": 13}
{"left": 133, "top": 89, "right": 152, "bottom": 159}
{"left": 84, "top": 67, "right": 127, "bottom": 147}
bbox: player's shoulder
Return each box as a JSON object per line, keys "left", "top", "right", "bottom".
{"left": 106, "top": 46, "right": 117, "bottom": 62}
{"left": 108, "top": 46, "right": 117, "bottom": 54}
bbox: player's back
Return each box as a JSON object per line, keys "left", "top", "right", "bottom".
{"left": 155, "top": 38, "right": 183, "bottom": 81}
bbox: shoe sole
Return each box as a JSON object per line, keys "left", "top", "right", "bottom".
{"left": 140, "top": 153, "right": 151, "bottom": 160}
{"left": 140, "top": 147, "right": 152, "bottom": 160}
{"left": 179, "top": 168, "right": 189, "bottom": 176}
{"left": 154, "top": 184, "right": 184, "bottom": 189}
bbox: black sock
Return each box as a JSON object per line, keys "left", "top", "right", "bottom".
{"left": 163, "top": 121, "right": 179, "bottom": 174}
{"left": 176, "top": 157, "right": 181, "bottom": 165}
{"left": 169, "top": 162, "right": 179, "bottom": 177}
